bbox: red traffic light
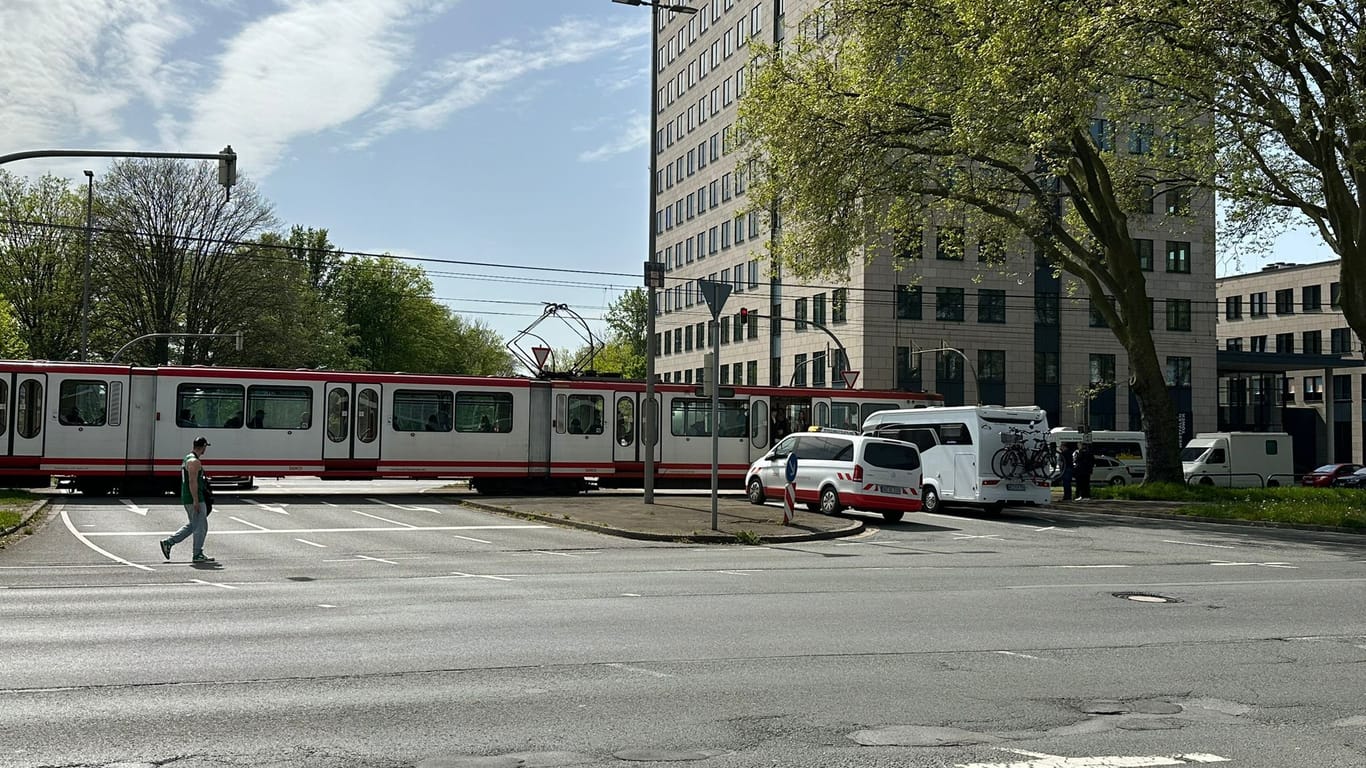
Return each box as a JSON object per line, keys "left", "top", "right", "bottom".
{"left": 740, "top": 307, "right": 750, "bottom": 324}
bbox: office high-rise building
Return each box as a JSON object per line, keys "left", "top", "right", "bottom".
{"left": 648, "top": 0, "right": 1214, "bottom": 433}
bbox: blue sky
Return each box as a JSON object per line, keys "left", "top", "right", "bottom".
{"left": 0, "top": 0, "right": 1338, "bottom": 363}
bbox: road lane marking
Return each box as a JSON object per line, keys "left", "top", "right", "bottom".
{"left": 229, "top": 516, "right": 272, "bottom": 531}
{"left": 353, "top": 510, "right": 417, "bottom": 528}
{"left": 959, "top": 749, "right": 1229, "bottom": 767}
{"left": 453, "top": 534, "right": 492, "bottom": 544}
{"left": 1209, "top": 560, "right": 1297, "bottom": 569}
{"left": 953, "top": 534, "right": 1002, "bottom": 540}
{"left": 533, "top": 550, "right": 581, "bottom": 558}
{"left": 449, "top": 571, "right": 514, "bottom": 581}
{"left": 60, "top": 509, "right": 155, "bottom": 572}
{"left": 1163, "top": 540, "right": 1236, "bottom": 549}
{"left": 294, "top": 538, "right": 326, "bottom": 548}
{"left": 368, "top": 498, "right": 441, "bottom": 514}
{"left": 717, "top": 570, "right": 759, "bottom": 576}
{"left": 1033, "top": 525, "right": 1056, "bottom": 532}
{"left": 246, "top": 499, "right": 290, "bottom": 515}
{"left": 86, "top": 524, "right": 551, "bottom": 537}
{"left": 996, "top": 651, "right": 1043, "bottom": 660}
{"left": 190, "top": 579, "right": 237, "bottom": 590}
{"left": 606, "top": 662, "right": 674, "bottom": 678}
{"left": 356, "top": 555, "right": 398, "bottom": 565}
{"left": 318, "top": 604, "right": 337, "bottom": 608}
{"left": 1046, "top": 564, "right": 1132, "bottom": 569}
{"left": 117, "top": 498, "right": 148, "bottom": 516}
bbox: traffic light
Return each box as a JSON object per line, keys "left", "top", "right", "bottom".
{"left": 740, "top": 307, "right": 750, "bottom": 325}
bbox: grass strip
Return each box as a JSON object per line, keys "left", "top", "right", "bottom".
{"left": 1097, "top": 483, "right": 1365, "bottom": 529}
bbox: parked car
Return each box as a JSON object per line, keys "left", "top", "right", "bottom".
{"left": 746, "top": 430, "right": 922, "bottom": 523}
{"left": 1051, "top": 454, "right": 1142, "bottom": 486}
{"left": 1300, "top": 463, "right": 1362, "bottom": 487}
{"left": 1330, "top": 467, "right": 1366, "bottom": 489}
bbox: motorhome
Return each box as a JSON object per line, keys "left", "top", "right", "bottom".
{"left": 1181, "top": 432, "right": 1294, "bottom": 487}
{"left": 1048, "top": 428, "right": 1147, "bottom": 484}
{"left": 861, "top": 405, "right": 1052, "bottom": 513}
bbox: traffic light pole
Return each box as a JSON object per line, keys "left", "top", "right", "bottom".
{"left": 741, "top": 311, "right": 855, "bottom": 388}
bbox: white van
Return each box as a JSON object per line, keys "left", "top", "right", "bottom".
{"left": 1182, "top": 432, "right": 1293, "bottom": 487}
{"left": 861, "top": 405, "right": 1053, "bottom": 513}
{"left": 1048, "top": 428, "right": 1147, "bottom": 484}
{"left": 745, "top": 429, "right": 922, "bottom": 522}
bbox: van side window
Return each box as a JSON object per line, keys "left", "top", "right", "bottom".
{"left": 1207, "top": 448, "right": 1226, "bottom": 463}
{"left": 865, "top": 441, "right": 920, "bottom": 471}
{"left": 936, "top": 422, "right": 972, "bottom": 445}
{"left": 1265, "top": 440, "right": 1278, "bottom": 455}
{"left": 773, "top": 435, "right": 798, "bottom": 455}
{"left": 827, "top": 437, "right": 854, "bottom": 461}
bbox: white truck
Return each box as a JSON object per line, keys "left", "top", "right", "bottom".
{"left": 862, "top": 405, "right": 1053, "bottom": 513}
{"left": 1181, "top": 432, "right": 1294, "bottom": 487}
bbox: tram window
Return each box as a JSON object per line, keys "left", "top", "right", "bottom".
{"left": 717, "top": 400, "right": 747, "bottom": 437}
{"left": 616, "top": 397, "right": 635, "bottom": 446}
{"left": 247, "top": 385, "right": 312, "bottom": 430}
{"left": 750, "top": 400, "right": 768, "bottom": 449}
{"left": 567, "top": 394, "right": 603, "bottom": 434}
{"left": 0, "top": 380, "right": 7, "bottom": 436}
{"left": 57, "top": 380, "right": 107, "bottom": 426}
{"left": 16, "top": 379, "right": 41, "bottom": 439}
{"left": 860, "top": 402, "right": 898, "bottom": 424}
{"left": 456, "top": 391, "right": 513, "bottom": 433}
{"left": 327, "top": 388, "right": 349, "bottom": 443}
{"left": 831, "top": 402, "right": 861, "bottom": 431}
{"left": 393, "top": 389, "right": 452, "bottom": 432}
{"left": 672, "top": 399, "right": 711, "bottom": 436}
{"left": 177, "top": 383, "right": 243, "bottom": 429}
{"left": 356, "top": 388, "right": 379, "bottom": 442}
{"left": 815, "top": 401, "right": 829, "bottom": 428}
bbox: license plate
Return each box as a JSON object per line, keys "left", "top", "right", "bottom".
{"left": 1007, "top": 483, "right": 1025, "bottom": 491}
{"left": 877, "top": 485, "right": 901, "bottom": 494}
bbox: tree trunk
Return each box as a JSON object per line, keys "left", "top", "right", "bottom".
{"left": 1125, "top": 334, "right": 1184, "bottom": 484}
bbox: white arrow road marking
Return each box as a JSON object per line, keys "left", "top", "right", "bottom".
{"left": 367, "top": 498, "right": 441, "bottom": 514}
{"left": 246, "top": 499, "right": 289, "bottom": 515}
{"left": 957, "top": 749, "right": 1229, "bottom": 767}
{"left": 117, "top": 498, "right": 148, "bottom": 516}
{"left": 295, "top": 538, "right": 326, "bottom": 548}
{"left": 355, "top": 554, "right": 397, "bottom": 565}
{"left": 60, "top": 509, "right": 154, "bottom": 572}
{"left": 190, "top": 579, "right": 237, "bottom": 590}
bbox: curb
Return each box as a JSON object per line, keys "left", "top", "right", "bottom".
{"left": 454, "top": 498, "right": 864, "bottom": 544}
{"left": 0, "top": 499, "right": 50, "bottom": 538}
{"left": 1054, "top": 503, "right": 1364, "bottom": 535}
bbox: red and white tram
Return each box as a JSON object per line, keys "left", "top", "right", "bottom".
{"left": 0, "top": 361, "right": 942, "bottom": 495}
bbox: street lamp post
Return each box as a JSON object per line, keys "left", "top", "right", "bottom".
{"left": 80, "top": 170, "right": 94, "bottom": 362}
{"left": 613, "top": 0, "right": 697, "bottom": 504}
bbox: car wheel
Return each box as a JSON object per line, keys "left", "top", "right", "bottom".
{"left": 818, "top": 486, "right": 842, "bottom": 515}
{"left": 881, "top": 510, "right": 905, "bottom": 523}
{"left": 1109, "top": 475, "right": 1126, "bottom": 486}
{"left": 922, "top": 486, "right": 941, "bottom": 514}
{"left": 1199, "top": 476, "right": 1214, "bottom": 486}
{"left": 1267, "top": 479, "right": 1280, "bottom": 487}
{"left": 746, "top": 477, "right": 766, "bottom": 505}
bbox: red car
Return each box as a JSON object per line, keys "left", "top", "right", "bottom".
{"left": 1301, "top": 463, "right": 1363, "bottom": 487}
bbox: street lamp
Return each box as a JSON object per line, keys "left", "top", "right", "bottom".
{"left": 612, "top": 0, "right": 697, "bottom": 504}
{"left": 80, "top": 170, "right": 94, "bottom": 362}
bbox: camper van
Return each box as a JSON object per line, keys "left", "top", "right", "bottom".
{"left": 1048, "top": 428, "right": 1147, "bottom": 484}
{"left": 1181, "top": 432, "right": 1294, "bottom": 487}
{"left": 862, "top": 405, "right": 1053, "bottom": 513}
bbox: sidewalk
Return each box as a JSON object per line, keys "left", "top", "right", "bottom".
{"left": 449, "top": 491, "right": 863, "bottom": 543}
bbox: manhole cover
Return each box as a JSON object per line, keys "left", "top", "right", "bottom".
{"left": 1113, "top": 591, "right": 1181, "bottom": 603}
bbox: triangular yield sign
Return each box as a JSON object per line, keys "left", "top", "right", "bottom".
{"left": 532, "top": 346, "right": 551, "bottom": 368}
{"left": 841, "top": 369, "right": 860, "bottom": 389}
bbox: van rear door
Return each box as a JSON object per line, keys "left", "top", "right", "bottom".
{"left": 860, "top": 440, "right": 921, "bottom": 496}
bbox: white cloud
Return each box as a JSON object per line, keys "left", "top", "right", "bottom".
{"left": 353, "top": 17, "right": 650, "bottom": 147}
{"left": 578, "top": 111, "right": 648, "bottom": 163}
{"left": 179, "top": 0, "right": 442, "bottom": 174}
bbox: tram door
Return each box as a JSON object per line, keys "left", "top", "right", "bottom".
{"left": 322, "top": 383, "right": 382, "bottom": 462}
{"left": 612, "top": 392, "right": 638, "bottom": 463}
{"left": 9, "top": 373, "right": 45, "bottom": 457}
{"left": 811, "top": 397, "right": 835, "bottom": 430}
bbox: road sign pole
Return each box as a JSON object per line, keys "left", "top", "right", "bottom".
{"left": 784, "top": 453, "right": 799, "bottom": 525}
{"left": 711, "top": 318, "right": 721, "bottom": 531}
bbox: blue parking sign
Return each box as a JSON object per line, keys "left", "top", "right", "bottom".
{"left": 785, "top": 453, "right": 799, "bottom": 483}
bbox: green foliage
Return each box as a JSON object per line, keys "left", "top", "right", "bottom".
{"left": 1097, "top": 482, "right": 1365, "bottom": 529}
{"left": 0, "top": 298, "right": 28, "bottom": 358}
{"left": 0, "top": 171, "right": 86, "bottom": 359}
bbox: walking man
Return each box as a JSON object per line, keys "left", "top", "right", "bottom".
{"left": 1058, "top": 442, "right": 1076, "bottom": 501}
{"left": 160, "top": 436, "right": 215, "bottom": 563}
{"left": 1075, "top": 443, "right": 1095, "bottom": 501}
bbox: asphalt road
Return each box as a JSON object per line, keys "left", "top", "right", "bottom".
{"left": 1, "top": 483, "right": 1364, "bottom": 768}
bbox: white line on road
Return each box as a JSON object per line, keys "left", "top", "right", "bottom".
{"left": 453, "top": 534, "right": 492, "bottom": 544}
{"left": 59, "top": 509, "right": 155, "bottom": 572}
{"left": 355, "top": 554, "right": 398, "bottom": 565}
{"left": 247, "top": 499, "right": 290, "bottom": 515}
{"left": 1163, "top": 540, "right": 1236, "bottom": 549}
{"left": 717, "top": 570, "right": 759, "bottom": 576}
{"left": 318, "top": 604, "right": 337, "bottom": 608}
{"left": 1034, "top": 526, "right": 1056, "bottom": 532}
{"left": 606, "top": 662, "right": 674, "bottom": 678}
{"left": 353, "top": 510, "right": 416, "bottom": 528}
{"left": 533, "top": 550, "right": 581, "bottom": 558}
{"left": 190, "top": 579, "right": 237, "bottom": 590}
{"left": 958, "top": 749, "right": 1229, "bottom": 767}
{"left": 367, "top": 498, "right": 441, "bottom": 514}
{"left": 86, "top": 524, "right": 550, "bottom": 537}
{"left": 995, "top": 651, "right": 1043, "bottom": 660}
{"left": 1045, "top": 564, "right": 1132, "bottom": 569}
{"left": 294, "top": 538, "right": 326, "bottom": 548}
{"left": 449, "top": 571, "right": 514, "bottom": 581}
{"left": 229, "top": 516, "right": 272, "bottom": 531}
{"left": 1210, "top": 560, "right": 1297, "bottom": 569}
{"left": 322, "top": 501, "right": 339, "bottom": 508}
{"left": 117, "top": 498, "right": 148, "bottom": 516}
{"left": 953, "top": 534, "right": 1002, "bottom": 540}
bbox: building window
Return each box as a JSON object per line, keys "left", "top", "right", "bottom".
{"left": 936, "top": 351, "right": 964, "bottom": 383}
{"left": 1164, "top": 187, "right": 1190, "bottom": 215}
{"left": 1035, "top": 292, "right": 1059, "bottom": 326}
{"left": 1089, "top": 299, "right": 1110, "bottom": 328}
{"left": 812, "top": 351, "right": 826, "bottom": 387}
{"left": 1165, "top": 241, "right": 1191, "bottom": 273}
{"left": 1275, "top": 288, "right": 1294, "bottom": 315}
{"left": 895, "top": 225, "right": 923, "bottom": 261}
{"left": 1134, "top": 238, "right": 1153, "bottom": 271}
{"left": 832, "top": 288, "right": 847, "bottom": 323}
{"left": 895, "top": 346, "right": 921, "bottom": 390}
{"left": 977, "top": 289, "right": 1006, "bottom": 323}
{"left": 935, "top": 226, "right": 964, "bottom": 260}
{"left": 1303, "top": 329, "right": 1322, "bottom": 355}
{"left": 1089, "top": 118, "right": 1112, "bottom": 151}
{"left": 1226, "top": 337, "right": 1243, "bottom": 350}
{"left": 896, "top": 285, "right": 922, "bottom": 320}
{"left": 793, "top": 353, "right": 807, "bottom": 386}
{"left": 979, "top": 349, "right": 1006, "bottom": 383}
{"left": 1250, "top": 291, "right": 1267, "bottom": 317}
{"left": 1331, "top": 281, "right": 1341, "bottom": 308}
{"left": 1225, "top": 295, "right": 1242, "bottom": 320}
{"left": 794, "top": 297, "right": 808, "bottom": 331}
{"left": 1089, "top": 354, "right": 1116, "bottom": 386}
{"left": 813, "top": 293, "right": 826, "bottom": 325}
{"left": 1035, "top": 351, "right": 1059, "bottom": 385}
{"left": 1167, "top": 357, "right": 1192, "bottom": 388}
{"left": 1303, "top": 375, "right": 1324, "bottom": 402}
{"left": 1275, "top": 332, "right": 1295, "bottom": 354}
{"left": 1303, "top": 284, "right": 1322, "bottom": 312}
{"left": 936, "top": 287, "right": 965, "bottom": 321}
{"left": 1166, "top": 298, "right": 1191, "bottom": 331}
{"left": 1128, "top": 122, "right": 1153, "bottom": 154}
{"left": 1331, "top": 327, "right": 1354, "bottom": 354}
{"left": 1250, "top": 335, "right": 1267, "bottom": 352}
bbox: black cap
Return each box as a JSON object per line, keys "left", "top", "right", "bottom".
{"left": 193, "top": 436, "right": 211, "bottom": 447}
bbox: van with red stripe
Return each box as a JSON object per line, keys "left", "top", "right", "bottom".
{"left": 744, "top": 429, "right": 922, "bottom": 523}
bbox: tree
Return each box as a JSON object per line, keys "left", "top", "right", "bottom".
{"left": 1141, "top": 0, "right": 1366, "bottom": 348}
{"left": 0, "top": 171, "right": 85, "bottom": 359}
{"left": 96, "top": 159, "right": 277, "bottom": 364}
{"left": 0, "top": 298, "right": 28, "bottom": 358}
{"left": 737, "top": 0, "right": 1211, "bottom": 483}
{"left": 602, "top": 288, "right": 648, "bottom": 379}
